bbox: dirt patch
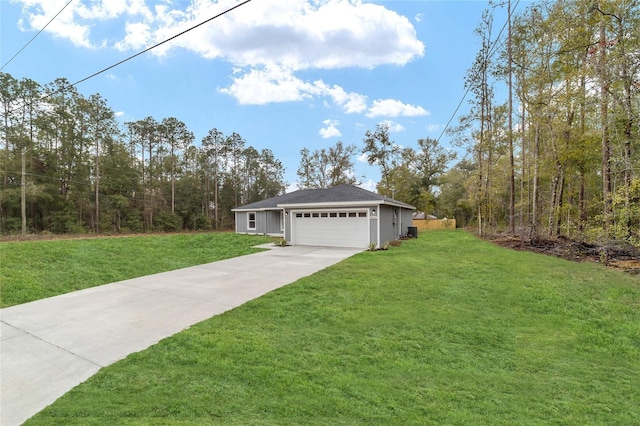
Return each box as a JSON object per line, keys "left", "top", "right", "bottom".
{"left": 488, "top": 234, "right": 640, "bottom": 275}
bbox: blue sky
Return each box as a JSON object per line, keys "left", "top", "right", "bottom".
{"left": 1, "top": 0, "right": 517, "bottom": 192}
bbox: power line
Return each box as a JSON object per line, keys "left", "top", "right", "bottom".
{"left": 71, "top": 0, "right": 253, "bottom": 87}
{"left": 1, "top": 0, "right": 75, "bottom": 71}
{"left": 436, "top": 0, "right": 521, "bottom": 145}
{"left": 3, "top": 0, "right": 254, "bottom": 115}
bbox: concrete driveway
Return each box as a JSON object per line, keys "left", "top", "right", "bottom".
{"left": 0, "top": 244, "right": 361, "bottom": 426}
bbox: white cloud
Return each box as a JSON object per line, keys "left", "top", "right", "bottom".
{"left": 415, "top": 13, "right": 425, "bottom": 23}
{"left": 319, "top": 119, "right": 342, "bottom": 139}
{"left": 220, "top": 65, "right": 370, "bottom": 113}
{"left": 379, "top": 120, "right": 405, "bottom": 133}
{"left": 149, "top": 0, "right": 424, "bottom": 69}
{"left": 366, "top": 99, "right": 429, "bottom": 118}
{"left": 18, "top": 5, "right": 92, "bottom": 48}
{"left": 358, "top": 179, "right": 378, "bottom": 192}
{"left": 219, "top": 64, "right": 424, "bottom": 120}
{"left": 114, "top": 21, "right": 152, "bottom": 51}
{"left": 357, "top": 153, "right": 369, "bottom": 163}
{"left": 312, "top": 81, "right": 368, "bottom": 114}
{"left": 13, "top": 0, "right": 426, "bottom": 120}
{"left": 15, "top": 0, "right": 155, "bottom": 48}
{"left": 114, "top": 111, "right": 125, "bottom": 117}
{"left": 427, "top": 124, "right": 443, "bottom": 133}
{"left": 219, "top": 65, "right": 315, "bottom": 104}
{"left": 14, "top": 0, "right": 424, "bottom": 69}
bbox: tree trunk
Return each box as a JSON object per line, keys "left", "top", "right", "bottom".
{"left": 599, "top": 14, "right": 612, "bottom": 234}
{"left": 507, "top": 0, "right": 515, "bottom": 234}
{"left": 95, "top": 138, "right": 100, "bottom": 234}
{"left": 531, "top": 124, "right": 540, "bottom": 241}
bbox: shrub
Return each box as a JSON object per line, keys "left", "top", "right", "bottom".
{"left": 154, "top": 213, "right": 182, "bottom": 232}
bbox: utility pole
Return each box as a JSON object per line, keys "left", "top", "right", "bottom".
{"left": 21, "top": 147, "right": 30, "bottom": 237}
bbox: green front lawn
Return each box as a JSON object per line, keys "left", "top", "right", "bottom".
{"left": 24, "top": 231, "right": 640, "bottom": 424}
{"left": 0, "top": 233, "right": 272, "bottom": 307}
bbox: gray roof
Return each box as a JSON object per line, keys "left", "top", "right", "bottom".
{"left": 413, "top": 212, "right": 437, "bottom": 220}
{"left": 233, "top": 184, "right": 415, "bottom": 211}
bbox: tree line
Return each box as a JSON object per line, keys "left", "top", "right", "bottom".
{"left": 1, "top": 71, "right": 460, "bottom": 236}
{"left": 296, "top": 124, "right": 456, "bottom": 216}
{"left": 13, "top": 0, "right": 633, "bottom": 248}
{"left": 0, "top": 73, "right": 286, "bottom": 234}
{"left": 446, "top": 0, "right": 640, "bottom": 246}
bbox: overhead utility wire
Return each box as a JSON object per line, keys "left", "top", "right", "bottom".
{"left": 436, "top": 0, "right": 520, "bottom": 144}
{"left": 71, "top": 0, "right": 253, "bottom": 87}
{"left": 1, "top": 0, "right": 75, "bottom": 71}
{"left": 4, "top": 0, "right": 254, "bottom": 116}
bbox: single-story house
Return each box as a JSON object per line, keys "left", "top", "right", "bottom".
{"left": 232, "top": 184, "right": 415, "bottom": 248}
{"left": 413, "top": 212, "right": 438, "bottom": 220}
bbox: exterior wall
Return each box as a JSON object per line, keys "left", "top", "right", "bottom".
{"left": 284, "top": 209, "right": 292, "bottom": 241}
{"left": 235, "top": 211, "right": 266, "bottom": 235}
{"left": 239, "top": 204, "right": 413, "bottom": 245}
{"left": 265, "top": 210, "right": 284, "bottom": 236}
{"left": 235, "top": 211, "right": 249, "bottom": 233}
{"left": 378, "top": 205, "right": 396, "bottom": 244}
{"left": 377, "top": 205, "right": 414, "bottom": 243}
{"left": 369, "top": 206, "right": 379, "bottom": 247}
{"left": 256, "top": 211, "right": 267, "bottom": 234}
{"left": 400, "top": 208, "right": 413, "bottom": 236}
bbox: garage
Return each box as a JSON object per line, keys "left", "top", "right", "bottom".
{"left": 291, "top": 210, "right": 369, "bottom": 248}
{"left": 233, "top": 184, "right": 415, "bottom": 249}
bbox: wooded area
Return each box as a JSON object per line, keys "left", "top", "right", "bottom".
{"left": 0, "top": 75, "right": 286, "bottom": 234}
{"left": 2, "top": 0, "right": 639, "bottom": 249}
{"left": 444, "top": 0, "right": 639, "bottom": 247}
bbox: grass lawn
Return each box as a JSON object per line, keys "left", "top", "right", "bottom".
{"left": 22, "top": 230, "right": 640, "bottom": 425}
{"left": 0, "top": 232, "right": 272, "bottom": 308}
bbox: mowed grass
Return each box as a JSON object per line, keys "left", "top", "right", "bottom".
{"left": 0, "top": 233, "right": 272, "bottom": 307}
{"left": 24, "top": 231, "right": 640, "bottom": 425}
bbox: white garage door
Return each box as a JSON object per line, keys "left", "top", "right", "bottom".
{"left": 292, "top": 210, "right": 369, "bottom": 248}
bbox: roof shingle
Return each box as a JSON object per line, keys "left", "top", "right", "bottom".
{"left": 233, "top": 184, "right": 414, "bottom": 210}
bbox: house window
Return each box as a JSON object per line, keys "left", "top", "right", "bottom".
{"left": 348, "top": 212, "right": 357, "bottom": 218}
{"left": 339, "top": 212, "right": 347, "bottom": 218}
{"left": 358, "top": 212, "right": 367, "bottom": 217}
{"left": 329, "top": 212, "right": 337, "bottom": 218}
{"left": 247, "top": 212, "right": 256, "bottom": 230}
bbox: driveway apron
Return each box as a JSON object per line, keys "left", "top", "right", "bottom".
{"left": 0, "top": 245, "right": 361, "bottom": 426}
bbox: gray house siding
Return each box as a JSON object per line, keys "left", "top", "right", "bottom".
{"left": 400, "top": 209, "right": 413, "bottom": 236}
{"left": 265, "top": 210, "right": 284, "bottom": 235}
{"left": 369, "top": 206, "right": 379, "bottom": 247}
{"left": 235, "top": 211, "right": 249, "bottom": 233}
{"left": 378, "top": 205, "right": 396, "bottom": 244}
{"left": 236, "top": 210, "right": 264, "bottom": 234}
{"left": 235, "top": 210, "right": 283, "bottom": 236}
{"left": 237, "top": 204, "right": 412, "bottom": 244}
{"left": 233, "top": 185, "right": 415, "bottom": 247}
{"left": 257, "top": 212, "right": 267, "bottom": 234}
{"left": 284, "top": 209, "right": 292, "bottom": 241}
{"left": 375, "top": 205, "right": 413, "bottom": 243}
